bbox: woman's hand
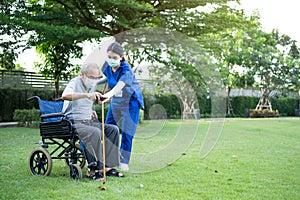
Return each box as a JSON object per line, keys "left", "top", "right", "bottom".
{"left": 99, "top": 93, "right": 110, "bottom": 104}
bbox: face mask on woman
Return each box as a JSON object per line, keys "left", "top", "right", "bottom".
{"left": 107, "top": 59, "right": 120, "bottom": 68}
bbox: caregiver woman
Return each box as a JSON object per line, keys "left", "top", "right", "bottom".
{"left": 100, "top": 42, "right": 144, "bottom": 171}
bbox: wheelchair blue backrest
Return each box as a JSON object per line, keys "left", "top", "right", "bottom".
{"left": 27, "top": 96, "right": 64, "bottom": 122}
{"left": 38, "top": 99, "right": 64, "bottom": 122}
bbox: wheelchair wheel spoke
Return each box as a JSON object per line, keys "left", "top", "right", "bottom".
{"left": 29, "top": 147, "right": 52, "bottom": 176}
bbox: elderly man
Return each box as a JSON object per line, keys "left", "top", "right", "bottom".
{"left": 62, "top": 62, "right": 124, "bottom": 180}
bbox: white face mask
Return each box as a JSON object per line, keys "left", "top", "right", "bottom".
{"left": 85, "top": 77, "right": 97, "bottom": 89}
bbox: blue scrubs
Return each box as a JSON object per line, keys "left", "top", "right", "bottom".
{"left": 102, "top": 61, "right": 144, "bottom": 164}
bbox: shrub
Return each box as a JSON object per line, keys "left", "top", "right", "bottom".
{"left": 13, "top": 108, "right": 40, "bottom": 128}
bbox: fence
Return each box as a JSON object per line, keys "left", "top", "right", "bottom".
{"left": 0, "top": 70, "right": 69, "bottom": 89}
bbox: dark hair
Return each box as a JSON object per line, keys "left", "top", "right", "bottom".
{"left": 107, "top": 42, "right": 124, "bottom": 57}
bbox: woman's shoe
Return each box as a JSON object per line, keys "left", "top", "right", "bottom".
{"left": 119, "top": 163, "right": 129, "bottom": 171}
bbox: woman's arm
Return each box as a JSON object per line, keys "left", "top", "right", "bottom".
{"left": 101, "top": 81, "right": 126, "bottom": 102}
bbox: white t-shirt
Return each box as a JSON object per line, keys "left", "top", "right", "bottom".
{"left": 62, "top": 77, "right": 96, "bottom": 120}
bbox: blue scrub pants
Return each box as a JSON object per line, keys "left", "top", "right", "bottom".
{"left": 105, "top": 100, "right": 140, "bottom": 164}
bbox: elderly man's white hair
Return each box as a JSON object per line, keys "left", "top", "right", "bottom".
{"left": 80, "top": 63, "right": 100, "bottom": 75}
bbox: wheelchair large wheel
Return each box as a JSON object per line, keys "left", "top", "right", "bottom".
{"left": 29, "top": 147, "right": 52, "bottom": 176}
{"left": 70, "top": 164, "right": 82, "bottom": 180}
{"left": 64, "top": 143, "right": 86, "bottom": 169}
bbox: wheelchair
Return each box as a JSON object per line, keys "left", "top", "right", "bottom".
{"left": 28, "top": 96, "right": 96, "bottom": 180}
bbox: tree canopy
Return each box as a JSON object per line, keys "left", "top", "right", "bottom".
{"left": 1, "top": 0, "right": 299, "bottom": 109}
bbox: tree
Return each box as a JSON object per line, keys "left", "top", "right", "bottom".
{"left": 211, "top": 19, "right": 300, "bottom": 113}
{"left": 2, "top": 0, "right": 254, "bottom": 99}
{"left": 285, "top": 40, "right": 300, "bottom": 112}
{"left": 243, "top": 29, "right": 300, "bottom": 111}
{"left": 1, "top": 0, "right": 100, "bottom": 97}
{"left": 35, "top": 42, "right": 82, "bottom": 98}
{"left": 202, "top": 13, "right": 260, "bottom": 115}
{"left": 119, "top": 28, "right": 224, "bottom": 119}
{"left": 0, "top": 0, "right": 29, "bottom": 69}
{"left": 148, "top": 47, "right": 208, "bottom": 119}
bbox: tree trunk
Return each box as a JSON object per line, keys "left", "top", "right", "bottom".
{"left": 226, "top": 85, "right": 233, "bottom": 115}
{"left": 55, "top": 80, "right": 60, "bottom": 99}
{"left": 54, "top": 65, "right": 60, "bottom": 99}
{"left": 181, "top": 96, "right": 189, "bottom": 119}
{"left": 255, "top": 88, "right": 272, "bottom": 111}
{"left": 298, "top": 89, "right": 300, "bottom": 110}
{"left": 180, "top": 95, "right": 197, "bottom": 120}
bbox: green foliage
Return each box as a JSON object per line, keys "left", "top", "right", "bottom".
{"left": 93, "top": 103, "right": 108, "bottom": 123}
{"left": 1, "top": 0, "right": 100, "bottom": 97}
{"left": 216, "top": 27, "right": 300, "bottom": 92}
{"left": 143, "top": 92, "right": 181, "bottom": 120}
{"left": 197, "top": 95, "right": 211, "bottom": 115}
{"left": 156, "top": 94, "right": 181, "bottom": 119}
{"left": 13, "top": 108, "right": 40, "bottom": 127}
{"left": 39, "top": 0, "right": 243, "bottom": 39}
{"left": 0, "top": 0, "right": 28, "bottom": 70}
{"left": 0, "top": 88, "right": 61, "bottom": 122}
{"left": 272, "top": 97, "right": 299, "bottom": 116}
{"left": 1, "top": 87, "right": 298, "bottom": 122}
{"left": 232, "top": 96, "right": 299, "bottom": 117}
{"left": 231, "top": 96, "right": 259, "bottom": 117}
{"left": 35, "top": 41, "right": 82, "bottom": 98}
{"left": 0, "top": 45, "right": 18, "bottom": 70}
{"left": 2, "top": 0, "right": 250, "bottom": 95}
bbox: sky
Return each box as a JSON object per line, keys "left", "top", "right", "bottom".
{"left": 240, "top": 0, "right": 299, "bottom": 42}
{"left": 16, "top": 0, "right": 300, "bottom": 71}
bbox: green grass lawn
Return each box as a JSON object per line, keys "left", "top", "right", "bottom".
{"left": 0, "top": 118, "right": 299, "bottom": 200}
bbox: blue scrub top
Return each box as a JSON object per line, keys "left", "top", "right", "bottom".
{"left": 102, "top": 61, "right": 144, "bottom": 109}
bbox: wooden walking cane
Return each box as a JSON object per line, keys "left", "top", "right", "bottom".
{"left": 101, "top": 101, "right": 106, "bottom": 184}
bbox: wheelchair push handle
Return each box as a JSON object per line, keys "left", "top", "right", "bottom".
{"left": 27, "top": 96, "right": 41, "bottom": 101}
{"left": 27, "top": 96, "right": 63, "bottom": 102}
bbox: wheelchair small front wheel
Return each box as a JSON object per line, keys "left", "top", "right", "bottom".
{"left": 64, "top": 143, "right": 86, "bottom": 169}
{"left": 29, "top": 147, "right": 52, "bottom": 176}
{"left": 70, "top": 163, "right": 82, "bottom": 180}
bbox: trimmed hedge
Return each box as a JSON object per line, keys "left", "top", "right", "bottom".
{"left": 271, "top": 97, "right": 299, "bottom": 116}
{"left": 231, "top": 96, "right": 259, "bottom": 117}
{"left": 143, "top": 92, "right": 181, "bottom": 120}
{"left": 0, "top": 88, "right": 61, "bottom": 122}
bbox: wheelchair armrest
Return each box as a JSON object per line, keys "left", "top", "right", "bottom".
{"left": 41, "top": 112, "right": 65, "bottom": 120}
